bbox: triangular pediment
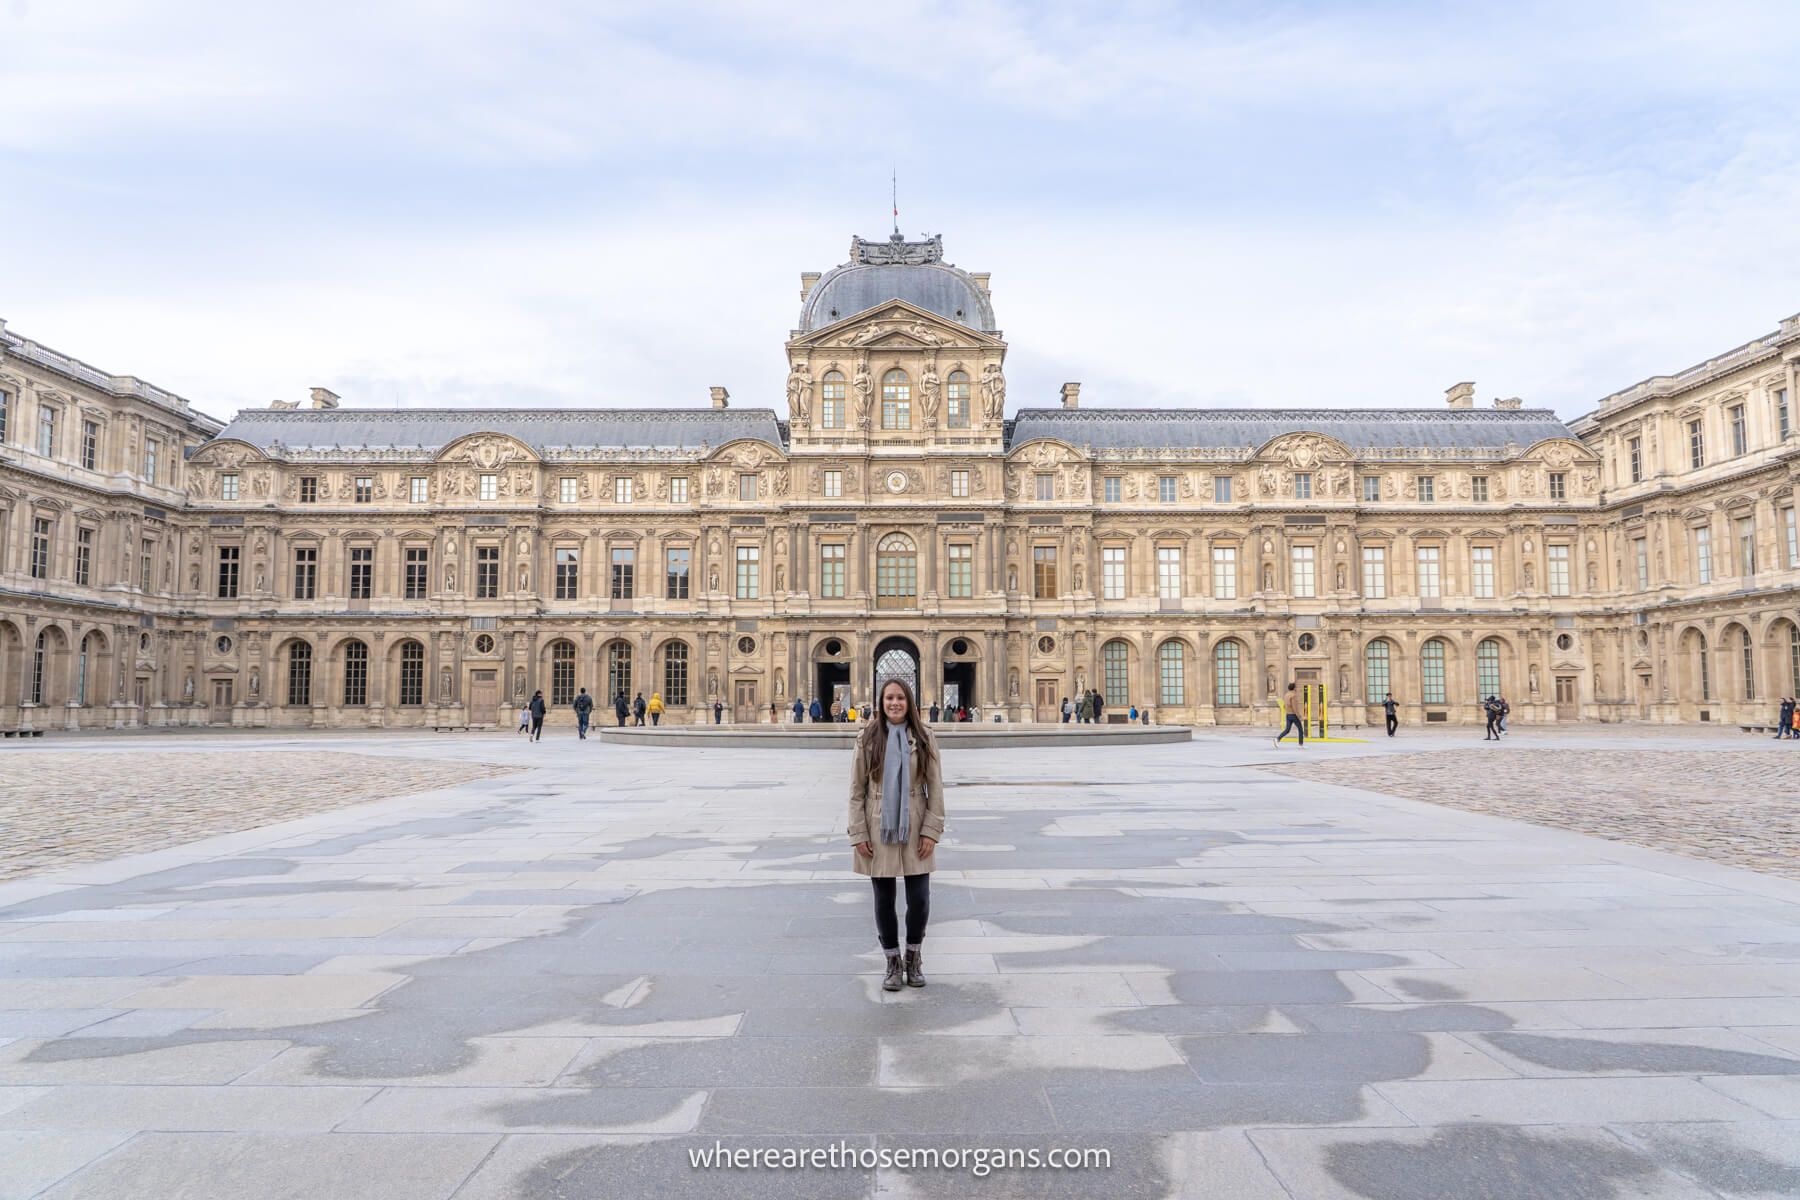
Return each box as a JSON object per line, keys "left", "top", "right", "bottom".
{"left": 789, "top": 299, "right": 1003, "bottom": 352}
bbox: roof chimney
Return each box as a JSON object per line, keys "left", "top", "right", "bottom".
{"left": 710, "top": 386, "right": 730, "bottom": 410}
{"left": 1494, "top": 396, "right": 1523, "bottom": 410}
{"left": 799, "top": 272, "right": 821, "bottom": 302}
{"left": 1445, "top": 382, "right": 1474, "bottom": 410}
{"left": 309, "top": 387, "right": 340, "bottom": 410}
{"left": 1061, "top": 382, "right": 1081, "bottom": 409}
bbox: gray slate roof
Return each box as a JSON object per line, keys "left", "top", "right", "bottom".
{"left": 1006, "top": 408, "right": 1578, "bottom": 454}
{"left": 799, "top": 264, "right": 997, "bottom": 333}
{"left": 212, "top": 408, "right": 784, "bottom": 455}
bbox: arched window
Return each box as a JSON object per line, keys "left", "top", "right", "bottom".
{"left": 550, "top": 641, "right": 576, "bottom": 706}
{"left": 1213, "top": 639, "right": 1242, "bottom": 706}
{"left": 663, "top": 641, "right": 689, "bottom": 706}
{"left": 76, "top": 633, "right": 94, "bottom": 706}
{"left": 1101, "top": 640, "right": 1130, "bottom": 708}
{"left": 287, "top": 642, "right": 312, "bottom": 707}
{"left": 1696, "top": 632, "right": 1711, "bottom": 701}
{"left": 820, "top": 371, "right": 845, "bottom": 429}
{"left": 32, "top": 629, "right": 49, "bottom": 706}
{"left": 606, "top": 641, "right": 632, "bottom": 701}
{"left": 881, "top": 369, "right": 911, "bottom": 429}
{"left": 1789, "top": 624, "right": 1799, "bottom": 696}
{"left": 1365, "top": 639, "right": 1392, "bottom": 700}
{"left": 1421, "top": 639, "right": 1447, "bottom": 704}
{"left": 399, "top": 641, "right": 426, "bottom": 706}
{"left": 1740, "top": 626, "right": 1755, "bottom": 700}
{"left": 1158, "top": 641, "right": 1185, "bottom": 705}
{"left": 876, "top": 533, "right": 918, "bottom": 608}
{"left": 945, "top": 371, "right": 970, "bottom": 428}
{"left": 1477, "top": 638, "right": 1501, "bottom": 698}
{"left": 342, "top": 640, "right": 368, "bottom": 706}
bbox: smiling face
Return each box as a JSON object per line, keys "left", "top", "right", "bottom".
{"left": 882, "top": 680, "right": 910, "bottom": 723}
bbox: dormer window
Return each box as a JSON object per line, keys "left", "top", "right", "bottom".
{"left": 946, "top": 371, "right": 970, "bottom": 428}
{"left": 821, "top": 371, "right": 845, "bottom": 429}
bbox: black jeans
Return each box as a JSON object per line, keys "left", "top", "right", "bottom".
{"left": 871, "top": 873, "right": 930, "bottom": 951}
{"left": 530, "top": 717, "right": 544, "bottom": 741}
{"left": 1485, "top": 716, "right": 1500, "bottom": 740}
{"left": 1385, "top": 714, "right": 1397, "bottom": 737}
{"left": 1277, "top": 713, "right": 1305, "bottom": 744}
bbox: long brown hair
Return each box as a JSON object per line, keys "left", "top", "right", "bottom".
{"left": 857, "top": 677, "right": 938, "bottom": 780}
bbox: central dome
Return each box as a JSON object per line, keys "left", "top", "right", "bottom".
{"left": 798, "top": 234, "right": 997, "bottom": 334}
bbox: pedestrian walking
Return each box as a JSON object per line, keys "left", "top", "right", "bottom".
{"left": 1060, "top": 696, "right": 1071, "bottom": 723}
{"left": 1383, "top": 692, "right": 1398, "bottom": 738}
{"left": 572, "top": 687, "right": 593, "bottom": 740}
{"left": 648, "top": 692, "right": 664, "bottom": 726}
{"left": 1777, "top": 697, "right": 1793, "bottom": 739}
{"left": 614, "top": 691, "right": 629, "bottom": 727}
{"left": 1093, "top": 690, "right": 1106, "bottom": 723}
{"left": 1275, "top": 682, "right": 1305, "bottom": 746}
{"left": 1498, "top": 696, "right": 1510, "bottom": 735}
{"left": 712, "top": 698, "right": 724, "bottom": 725}
{"left": 810, "top": 697, "right": 823, "bottom": 723}
{"left": 792, "top": 696, "right": 805, "bottom": 723}
{"left": 528, "top": 690, "right": 546, "bottom": 742}
{"left": 1128, "top": 704, "right": 1138, "bottom": 723}
{"left": 1791, "top": 704, "right": 1799, "bottom": 740}
{"left": 849, "top": 677, "right": 946, "bottom": 993}
{"left": 633, "top": 693, "right": 647, "bottom": 726}
{"left": 1483, "top": 695, "right": 1502, "bottom": 741}
{"left": 517, "top": 702, "right": 531, "bottom": 735}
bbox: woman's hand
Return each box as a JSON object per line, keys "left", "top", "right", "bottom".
{"left": 918, "top": 837, "right": 936, "bottom": 858}
{"left": 855, "top": 842, "right": 873, "bottom": 858}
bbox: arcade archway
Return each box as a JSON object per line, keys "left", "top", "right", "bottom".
{"left": 873, "top": 636, "right": 920, "bottom": 705}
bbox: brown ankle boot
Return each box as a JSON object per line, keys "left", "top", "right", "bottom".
{"left": 882, "top": 954, "right": 903, "bottom": 992}
{"left": 904, "top": 948, "right": 925, "bottom": 988}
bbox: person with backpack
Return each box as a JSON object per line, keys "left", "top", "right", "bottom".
{"left": 809, "top": 696, "right": 823, "bottom": 723}
{"left": 613, "top": 691, "right": 629, "bottom": 727}
{"left": 1776, "top": 697, "right": 1793, "bottom": 739}
{"left": 572, "top": 687, "right": 593, "bottom": 740}
{"left": 633, "top": 692, "right": 647, "bottom": 726}
{"left": 528, "top": 690, "right": 547, "bottom": 742}
{"left": 1483, "top": 695, "right": 1502, "bottom": 741}
{"left": 1497, "top": 696, "right": 1511, "bottom": 736}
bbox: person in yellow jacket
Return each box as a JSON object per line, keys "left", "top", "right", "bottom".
{"left": 647, "top": 692, "right": 665, "bottom": 726}
{"left": 847, "top": 703, "right": 858, "bottom": 722}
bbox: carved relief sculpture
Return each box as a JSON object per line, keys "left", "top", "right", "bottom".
{"left": 785, "top": 360, "right": 812, "bottom": 425}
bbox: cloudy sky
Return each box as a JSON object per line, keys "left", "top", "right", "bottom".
{"left": 3, "top": 0, "right": 1797, "bottom": 424}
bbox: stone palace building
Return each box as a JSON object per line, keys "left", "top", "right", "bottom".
{"left": 3, "top": 232, "right": 1798, "bottom": 730}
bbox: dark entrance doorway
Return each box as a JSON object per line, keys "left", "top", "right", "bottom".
{"left": 873, "top": 636, "right": 920, "bottom": 705}
{"left": 941, "top": 660, "right": 976, "bottom": 715}
{"left": 814, "top": 637, "right": 851, "bottom": 718}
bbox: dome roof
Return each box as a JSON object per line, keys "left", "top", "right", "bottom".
{"left": 798, "top": 234, "right": 996, "bottom": 334}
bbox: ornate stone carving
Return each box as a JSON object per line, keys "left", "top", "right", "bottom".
{"left": 785, "top": 361, "right": 812, "bottom": 425}
{"left": 979, "top": 363, "right": 1005, "bottom": 423}
{"left": 852, "top": 234, "right": 943, "bottom": 265}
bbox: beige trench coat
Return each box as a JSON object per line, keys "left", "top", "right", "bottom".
{"left": 846, "top": 728, "right": 946, "bottom": 877}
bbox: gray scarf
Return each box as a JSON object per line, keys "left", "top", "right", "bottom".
{"left": 879, "top": 721, "right": 910, "bottom": 844}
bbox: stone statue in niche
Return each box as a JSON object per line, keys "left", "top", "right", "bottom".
{"left": 1262, "top": 564, "right": 1274, "bottom": 590}
{"left": 919, "top": 365, "right": 941, "bottom": 426}
{"left": 979, "top": 362, "right": 1006, "bottom": 422}
{"left": 518, "top": 563, "right": 530, "bottom": 591}
{"left": 440, "top": 667, "right": 453, "bottom": 699}
{"left": 1336, "top": 563, "right": 1346, "bottom": 590}
{"left": 182, "top": 669, "right": 194, "bottom": 701}
{"left": 708, "top": 671, "right": 719, "bottom": 698}
{"left": 1265, "top": 668, "right": 1276, "bottom": 698}
{"left": 1587, "top": 561, "right": 1598, "bottom": 590}
{"left": 254, "top": 568, "right": 265, "bottom": 592}
{"left": 1007, "top": 565, "right": 1018, "bottom": 592}
{"left": 709, "top": 568, "right": 720, "bottom": 592}
{"left": 1338, "top": 666, "right": 1350, "bottom": 700}
{"left": 775, "top": 564, "right": 785, "bottom": 591}
{"left": 1529, "top": 664, "right": 1541, "bottom": 695}
{"left": 1075, "top": 669, "right": 1086, "bottom": 694}
{"left": 513, "top": 667, "right": 526, "bottom": 699}
{"left": 1073, "top": 564, "right": 1084, "bottom": 590}
{"left": 248, "top": 667, "right": 259, "bottom": 698}
{"left": 785, "top": 360, "right": 812, "bottom": 425}
{"left": 445, "top": 568, "right": 456, "bottom": 591}
{"left": 1522, "top": 561, "right": 1535, "bottom": 589}
{"left": 189, "top": 564, "right": 200, "bottom": 590}
{"left": 1009, "top": 670, "right": 1020, "bottom": 699}
{"left": 852, "top": 360, "right": 874, "bottom": 429}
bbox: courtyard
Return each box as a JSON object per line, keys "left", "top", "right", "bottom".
{"left": 0, "top": 727, "right": 1796, "bottom": 1198}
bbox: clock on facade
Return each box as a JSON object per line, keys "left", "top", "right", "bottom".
{"left": 885, "top": 470, "right": 908, "bottom": 494}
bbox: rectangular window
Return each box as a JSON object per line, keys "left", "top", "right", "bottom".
{"left": 823, "top": 469, "right": 842, "bottom": 498}
{"left": 1730, "top": 403, "right": 1747, "bottom": 456}
{"left": 1548, "top": 544, "right": 1570, "bottom": 596}
{"left": 1214, "top": 475, "right": 1232, "bottom": 503}
{"left": 1362, "top": 475, "right": 1382, "bottom": 503}
{"left": 1290, "top": 545, "right": 1315, "bottom": 597}
{"left": 610, "top": 547, "right": 634, "bottom": 599}
{"left": 0, "top": 388, "right": 8, "bottom": 442}
{"left": 292, "top": 546, "right": 317, "bottom": 599}
{"left": 1362, "top": 546, "right": 1387, "bottom": 598}
{"left": 479, "top": 474, "right": 497, "bottom": 501}
{"left": 1416, "top": 475, "right": 1435, "bottom": 502}
{"left": 1035, "top": 473, "right": 1055, "bottom": 501}
{"left": 38, "top": 405, "right": 57, "bottom": 457}
{"left": 405, "top": 547, "right": 428, "bottom": 599}
{"left": 1635, "top": 537, "right": 1649, "bottom": 590}
{"left": 1737, "top": 515, "right": 1756, "bottom": 576}
{"left": 1421, "top": 643, "right": 1446, "bottom": 704}
{"left": 220, "top": 473, "right": 239, "bottom": 501}
{"left": 412, "top": 477, "right": 430, "bottom": 504}
{"left": 735, "top": 545, "right": 760, "bottom": 598}
{"left": 1159, "top": 476, "right": 1177, "bottom": 503}
{"left": 1628, "top": 437, "right": 1642, "bottom": 482}
{"left": 348, "top": 546, "right": 372, "bottom": 599}
{"left": 1548, "top": 472, "right": 1565, "bottom": 501}
{"left": 1212, "top": 546, "right": 1237, "bottom": 599}
{"left": 946, "top": 374, "right": 969, "bottom": 428}
{"left": 947, "top": 543, "right": 972, "bottom": 598}
{"left": 1784, "top": 508, "right": 1798, "bottom": 569}
{"left": 81, "top": 420, "right": 98, "bottom": 470}
{"left": 554, "top": 477, "right": 575, "bottom": 504}
{"left": 217, "top": 545, "right": 239, "bottom": 598}
{"left": 1779, "top": 388, "right": 1791, "bottom": 440}
{"left": 1032, "top": 545, "right": 1058, "bottom": 599}
{"left": 299, "top": 475, "right": 317, "bottom": 503}
{"left": 1104, "top": 476, "right": 1121, "bottom": 503}
{"left": 476, "top": 545, "right": 499, "bottom": 598}
{"left": 144, "top": 439, "right": 159, "bottom": 482}
{"left": 140, "top": 538, "right": 153, "bottom": 592}
{"left": 1293, "top": 472, "right": 1311, "bottom": 500}
{"left": 354, "top": 476, "right": 373, "bottom": 503}
{"left": 1694, "top": 525, "right": 1712, "bottom": 583}
{"left": 1471, "top": 475, "right": 1489, "bottom": 502}
{"left": 75, "top": 527, "right": 92, "bottom": 586}
{"left": 556, "top": 548, "right": 580, "bottom": 600}
{"left": 820, "top": 543, "right": 845, "bottom": 598}
{"left": 821, "top": 373, "right": 844, "bottom": 429}
{"left": 665, "top": 546, "right": 690, "bottom": 599}
{"left": 1416, "top": 546, "right": 1441, "bottom": 599}
{"left": 1102, "top": 546, "right": 1126, "bottom": 599}
{"left": 1471, "top": 546, "right": 1495, "bottom": 598}
{"left": 1157, "top": 546, "right": 1182, "bottom": 600}
{"left": 950, "top": 470, "right": 970, "bottom": 498}
{"left": 1688, "top": 419, "right": 1705, "bottom": 469}
{"left": 670, "top": 477, "right": 689, "bottom": 504}
{"left": 30, "top": 517, "right": 51, "bottom": 579}
{"left": 738, "top": 474, "right": 757, "bottom": 502}
{"left": 882, "top": 374, "right": 910, "bottom": 428}
{"left": 615, "top": 477, "right": 633, "bottom": 504}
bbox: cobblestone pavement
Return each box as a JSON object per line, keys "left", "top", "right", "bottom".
{"left": 0, "top": 748, "right": 519, "bottom": 882}
{"left": 1265, "top": 746, "right": 1800, "bottom": 879}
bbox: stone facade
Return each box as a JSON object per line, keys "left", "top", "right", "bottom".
{"left": 3, "top": 237, "right": 1797, "bottom": 731}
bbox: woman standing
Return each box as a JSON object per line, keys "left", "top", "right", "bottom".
{"left": 848, "top": 679, "right": 946, "bottom": 991}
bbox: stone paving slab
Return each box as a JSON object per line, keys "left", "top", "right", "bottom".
{"left": 0, "top": 729, "right": 1797, "bottom": 1197}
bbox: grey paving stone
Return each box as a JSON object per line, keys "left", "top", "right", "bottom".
{"left": 701, "top": 1085, "right": 1060, "bottom": 1135}
{"left": 1475, "top": 1028, "right": 1800, "bottom": 1078}
{"left": 1612, "top": 1119, "right": 1800, "bottom": 1196}
{"left": 561, "top": 1036, "right": 879, "bottom": 1088}
{"left": 0, "top": 1130, "right": 134, "bottom": 1200}
{"left": 2, "top": 1084, "right": 378, "bottom": 1132}
{"left": 451, "top": 1133, "right": 875, "bottom": 1200}
{"left": 1374, "top": 1077, "right": 1766, "bottom": 1125}
{"left": 336, "top": 1085, "right": 706, "bottom": 1133}
{"left": 1695, "top": 1074, "right": 1800, "bottom": 1119}
{"left": 1042, "top": 1079, "right": 1416, "bottom": 1132}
